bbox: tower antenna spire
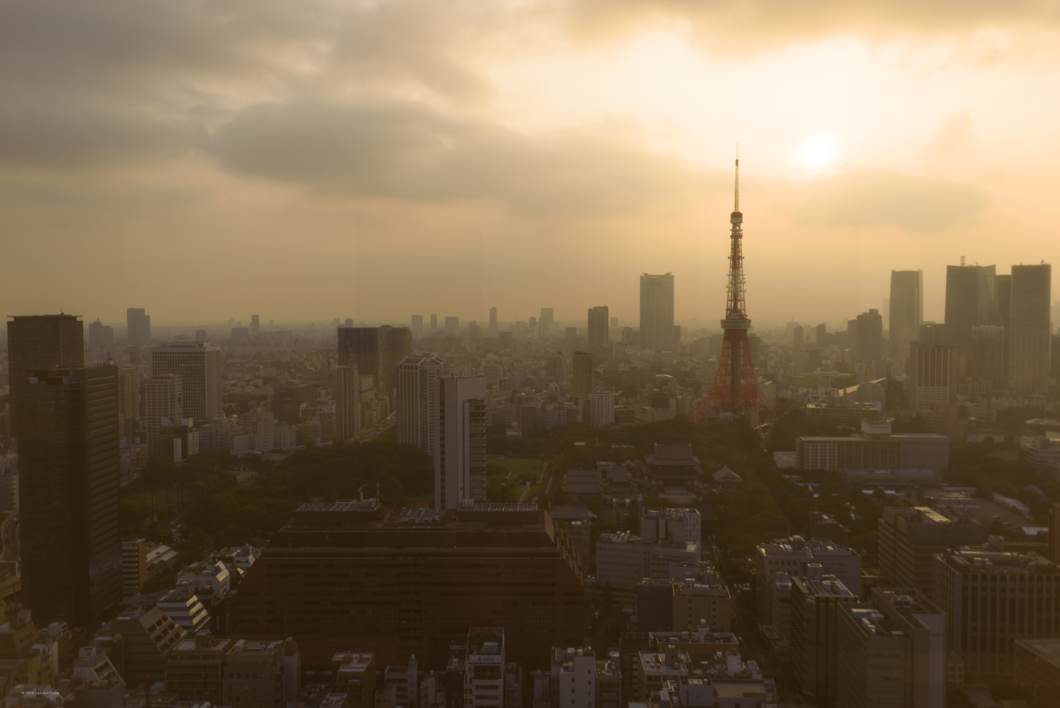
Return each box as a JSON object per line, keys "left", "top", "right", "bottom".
{"left": 734, "top": 147, "right": 740, "bottom": 212}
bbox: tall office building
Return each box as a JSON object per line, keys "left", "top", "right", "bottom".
{"left": 433, "top": 376, "right": 487, "bottom": 511}
{"left": 16, "top": 366, "right": 121, "bottom": 626}
{"left": 944, "top": 263, "right": 996, "bottom": 350}
{"left": 791, "top": 574, "right": 857, "bottom": 707}
{"left": 908, "top": 324, "right": 956, "bottom": 416}
{"left": 877, "top": 506, "right": 987, "bottom": 597}
{"left": 934, "top": 546, "right": 1060, "bottom": 680}
{"left": 151, "top": 343, "right": 222, "bottom": 422}
{"left": 127, "top": 308, "right": 152, "bottom": 348}
{"left": 7, "top": 314, "right": 85, "bottom": 434}
{"left": 852, "top": 308, "right": 884, "bottom": 364}
{"left": 836, "top": 589, "right": 946, "bottom": 708}
{"left": 143, "top": 374, "right": 184, "bottom": 459}
{"left": 587, "top": 306, "right": 609, "bottom": 356}
{"left": 889, "top": 270, "right": 923, "bottom": 362}
{"left": 249, "top": 314, "right": 260, "bottom": 337}
{"left": 639, "top": 273, "right": 675, "bottom": 351}
{"left": 337, "top": 326, "right": 411, "bottom": 400}
{"left": 1009, "top": 264, "right": 1052, "bottom": 391}
{"left": 397, "top": 354, "right": 445, "bottom": 455}
{"left": 118, "top": 367, "right": 141, "bottom": 438}
{"left": 410, "top": 314, "right": 424, "bottom": 337}
{"left": 540, "top": 308, "right": 555, "bottom": 337}
{"left": 572, "top": 351, "right": 593, "bottom": 400}
{"left": 430, "top": 314, "right": 438, "bottom": 332}
{"left": 335, "top": 365, "right": 361, "bottom": 443}
{"left": 87, "top": 319, "right": 115, "bottom": 353}
{"left": 489, "top": 307, "right": 498, "bottom": 331}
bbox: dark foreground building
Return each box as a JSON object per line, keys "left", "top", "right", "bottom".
{"left": 228, "top": 502, "right": 585, "bottom": 671}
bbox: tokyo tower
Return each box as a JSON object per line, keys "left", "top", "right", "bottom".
{"left": 710, "top": 158, "right": 758, "bottom": 419}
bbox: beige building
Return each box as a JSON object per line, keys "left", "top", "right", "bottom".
{"left": 877, "top": 507, "right": 987, "bottom": 595}
{"left": 671, "top": 579, "right": 732, "bottom": 632}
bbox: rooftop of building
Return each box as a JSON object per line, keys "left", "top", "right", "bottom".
{"left": 467, "top": 628, "right": 505, "bottom": 660}
{"left": 846, "top": 607, "right": 906, "bottom": 638}
{"left": 645, "top": 443, "right": 700, "bottom": 466}
{"left": 227, "top": 638, "right": 286, "bottom": 658}
{"left": 756, "top": 535, "right": 857, "bottom": 558}
{"left": 793, "top": 574, "right": 855, "bottom": 598}
{"left": 171, "top": 636, "right": 234, "bottom": 655}
{"left": 939, "top": 547, "right": 1060, "bottom": 573}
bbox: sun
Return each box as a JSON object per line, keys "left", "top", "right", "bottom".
{"left": 796, "top": 134, "right": 839, "bottom": 174}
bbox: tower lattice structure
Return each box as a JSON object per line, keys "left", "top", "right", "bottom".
{"left": 710, "top": 158, "right": 758, "bottom": 419}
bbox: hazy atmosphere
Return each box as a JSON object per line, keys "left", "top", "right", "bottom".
{"left": 3, "top": 0, "right": 1060, "bottom": 326}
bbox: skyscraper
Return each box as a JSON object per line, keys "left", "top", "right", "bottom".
{"left": 587, "top": 306, "right": 609, "bottom": 355}
{"left": 410, "top": 314, "right": 424, "bottom": 337}
{"left": 851, "top": 308, "right": 884, "bottom": 365}
{"left": 87, "top": 318, "right": 115, "bottom": 353}
{"left": 489, "top": 306, "right": 498, "bottom": 331}
{"left": 944, "top": 263, "right": 997, "bottom": 349}
{"left": 889, "top": 270, "right": 923, "bottom": 362}
{"left": 397, "top": 354, "right": 444, "bottom": 455}
{"left": 909, "top": 324, "right": 956, "bottom": 416}
{"left": 249, "top": 314, "right": 260, "bottom": 336}
{"left": 16, "top": 366, "right": 121, "bottom": 626}
{"left": 434, "top": 376, "right": 487, "bottom": 511}
{"left": 572, "top": 351, "right": 593, "bottom": 400}
{"left": 337, "top": 325, "right": 411, "bottom": 400}
{"left": 710, "top": 159, "right": 757, "bottom": 419}
{"left": 127, "top": 307, "right": 152, "bottom": 347}
{"left": 639, "top": 273, "right": 675, "bottom": 350}
{"left": 6, "top": 314, "right": 85, "bottom": 419}
{"left": 1009, "top": 263, "right": 1052, "bottom": 391}
{"left": 539, "top": 308, "right": 555, "bottom": 337}
{"left": 143, "top": 374, "right": 184, "bottom": 459}
{"left": 150, "top": 343, "right": 223, "bottom": 422}
{"left": 335, "top": 365, "right": 361, "bottom": 443}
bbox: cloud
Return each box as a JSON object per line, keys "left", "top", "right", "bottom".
{"left": 209, "top": 98, "right": 715, "bottom": 216}
{"left": 563, "top": 0, "right": 1060, "bottom": 51}
{"left": 796, "top": 169, "right": 988, "bottom": 231}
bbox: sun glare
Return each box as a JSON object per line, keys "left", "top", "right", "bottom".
{"left": 796, "top": 134, "right": 839, "bottom": 174}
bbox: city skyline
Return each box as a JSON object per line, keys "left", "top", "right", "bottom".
{"left": 4, "top": 2, "right": 1060, "bottom": 324}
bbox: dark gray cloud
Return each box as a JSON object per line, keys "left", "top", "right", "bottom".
{"left": 209, "top": 98, "right": 715, "bottom": 215}
{"left": 796, "top": 169, "right": 987, "bottom": 231}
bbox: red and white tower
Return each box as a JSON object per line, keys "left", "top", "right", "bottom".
{"left": 710, "top": 158, "right": 758, "bottom": 419}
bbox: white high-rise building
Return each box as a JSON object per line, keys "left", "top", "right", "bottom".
{"left": 150, "top": 343, "right": 222, "bottom": 422}
{"left": 397, "top": 354, "right": 445, "bottom": 455}
{"left": 335, "top": 365, "right": 361, "bottom": 443}
{"left": 550, "top": 647, "right": 596, "bottom": 708}
{"left": 433, "top": 376, "right": 487, "bottom": 511}
{"left": 589, "top": 391, "right": 615, "bottom": 427}
{"left": 464, "top": 628, "right": 505, "bottom": 708}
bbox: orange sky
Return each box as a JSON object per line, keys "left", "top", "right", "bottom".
{"left": 2, "top": 1, "right": 1058, "bottom": 329}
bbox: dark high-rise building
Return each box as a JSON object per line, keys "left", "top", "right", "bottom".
{"left": 228, "top": 504, "right": 584, "bottom": 672}
{"left": 249, "top": 314, "right": 260, "bottom": 336}
{"left": 410, "top": 314, "right": 424, "bottom": 337}
{"left": 587, "top": 306, "right": 609, "bottom": 355}
{"left": 6, "top": 314, "right": 85, "bottom": 428}
{"left": 852, "top": 308, "right": 884, "bottom": 365}
{"left": 489, "top": 306, "right": 498, "bottom": 331}
{"left": 572, "top": 351, "right": 593, "bottom": 400}
{"left": 539, "top": 307, "right": 555, "bottom": 337}
{"left": 909, "top": 324, "right": 956, "bottom": 416}
{"left": 126, "top": 307, "right": 152, "bottom": 347}
{"left": 397, "top": 354, "right": 444, "bottom": 455}
{"left": 944, "top": 263, "right": 996, "bottom": 350}
{"left": 87, "top": 319, "right": 115, "bottom": 353}
{"left": 16, "top": 366, "right": 121, "bottom": 627}
{"left": 337, "top": 325, "right": 411, "bottom": 400}
{"left": 889, "top": 270, "right": 923, "bottom": 363}
{"left": 430, "top": 313, "right": 438, "bottom": 332}
{"left": 639, "top": 273, "right": 675, "bottom": 351}
{"left": 150, "top": 343, "right": 223, "bottom": 423}
{"left": 1009, "top": 264, "right": 1052, "bottom": 391}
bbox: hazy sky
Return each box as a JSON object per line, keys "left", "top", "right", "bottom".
{"left": 3, "top": 0, "right": 1059, "bottom": 328}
